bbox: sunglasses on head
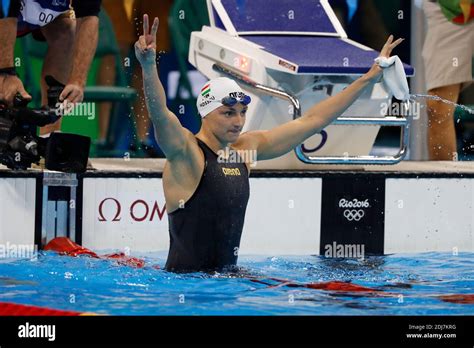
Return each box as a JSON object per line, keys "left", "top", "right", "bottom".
{"left": 221, "top": 95, "right": 252, "bottom": 107}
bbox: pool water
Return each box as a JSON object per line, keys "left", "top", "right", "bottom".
{"left": 0, "top": 251, "right": 473, "bottom": 315}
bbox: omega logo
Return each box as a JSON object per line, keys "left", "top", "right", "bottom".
{"left": 98, "top": 198, "right": 167, "bottom": 222}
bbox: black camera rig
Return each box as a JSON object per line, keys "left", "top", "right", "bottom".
{"left": 0, "top": 76, "right": 91, "bottom": 173}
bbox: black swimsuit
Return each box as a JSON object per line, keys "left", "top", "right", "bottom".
{"left": 165, "top": 138, "right": 250, "bottom": 273}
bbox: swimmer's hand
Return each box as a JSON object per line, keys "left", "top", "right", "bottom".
{"left": 135, "top": 14, "right": 159, "bottom": 67}
{"left": 365, "top": 35, "right": 404, "bottom": 82}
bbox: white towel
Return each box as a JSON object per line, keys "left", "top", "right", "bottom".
{"left": 374, "top": 56, "right": 410, "bottom": 101}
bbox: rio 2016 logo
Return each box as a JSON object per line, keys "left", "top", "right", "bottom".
{"left": 339, "top": 198, "right": 370, "bottom": 222}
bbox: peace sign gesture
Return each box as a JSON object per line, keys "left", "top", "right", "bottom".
{"left": 365, "top": 35, "right": 405, "bottom": 82}
{"left": 379, "top": 35, "right": 404, "bottom": 58}
{"left": 135, "top": 14, "right": 160, "bottom": 67}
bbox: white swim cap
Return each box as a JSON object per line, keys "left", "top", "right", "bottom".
{"left": 196, "top": 77, "right": 250, "bottom": 118}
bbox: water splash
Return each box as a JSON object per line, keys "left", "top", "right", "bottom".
{"left": 411, "top": 94, "right": 474, "bottom": 114}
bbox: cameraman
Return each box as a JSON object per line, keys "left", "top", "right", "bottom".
{"left": 0, "top": 0, "right": 101, "bottom": 136}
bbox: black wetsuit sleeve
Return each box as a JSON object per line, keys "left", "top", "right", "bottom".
{"left": 0, "top": 0, "right": 21, "bottom": 19}
{"left": 72, "top": 0, "right": 102, "bottom": 18}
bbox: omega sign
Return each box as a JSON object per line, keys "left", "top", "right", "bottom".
{"left": 98, "top": 198, "right": 167, "bottom": 222}
{"left": 339, "top": 198, "right": 370, "bottom": 222}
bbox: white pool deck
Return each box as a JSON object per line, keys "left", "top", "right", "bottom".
{"left": 13, "top": 158, "right": 472, "bottom": 174}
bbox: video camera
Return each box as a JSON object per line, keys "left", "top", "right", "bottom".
{"left": 0, "top": 76, "right": 91, "bottom": 173}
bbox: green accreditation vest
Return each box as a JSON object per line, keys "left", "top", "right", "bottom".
{"left": 438, "top": 0, "right": 474, "bottom": 24}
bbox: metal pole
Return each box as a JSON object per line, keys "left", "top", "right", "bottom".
{"left": 409, "top": 0, "right": 429, "bottom": 160}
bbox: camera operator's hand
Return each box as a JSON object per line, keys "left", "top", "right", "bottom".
{"left": 60, "top": 83, "right": 84, "bottom": 105}
{"left": 135, "top": 14, "right": 159, "bottom": 68}
{"left": 0, "top": 75, "right": 32, "bottom": 106}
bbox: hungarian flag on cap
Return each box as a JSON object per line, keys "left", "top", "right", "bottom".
{"left": 201, "top": 84, "right": 211, "bottom": 97}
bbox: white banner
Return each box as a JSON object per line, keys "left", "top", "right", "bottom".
{"left": 82, "top": 177, "right": 323, "bottom": 255}
{"left": 0, "top": 178, "right": 36, "bottom": 246}
{"left": 385, "top": 178, "right": 474, "bottom": 253}
{"left": 82, "top": 178, "right": 169, "bottom": 252}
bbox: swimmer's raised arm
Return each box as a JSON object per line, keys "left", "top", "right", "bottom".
{"left": 135, "top": 14, "right": 192, "bottom": 160}
{"left": 238, "top": 35, "right": 404, "bottom": 161}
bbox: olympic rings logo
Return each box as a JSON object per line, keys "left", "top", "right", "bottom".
{"left": 343, "top": 209, "right": 365, "bottom": 221}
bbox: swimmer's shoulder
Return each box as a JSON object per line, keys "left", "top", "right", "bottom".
{"left": 232, "top": 132, "right": 262, "bottom": 173}
{"left": 165, "top": 131, "right": 203, "bottom": 163}
{"left": 233, "top": 131, "right": 259, "bottom": 151}
{"left": 163, "top": 132, "right": 205, "bottom": 180}
{"left": 162, "top": 134, "right": 206, "bottom": 212}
